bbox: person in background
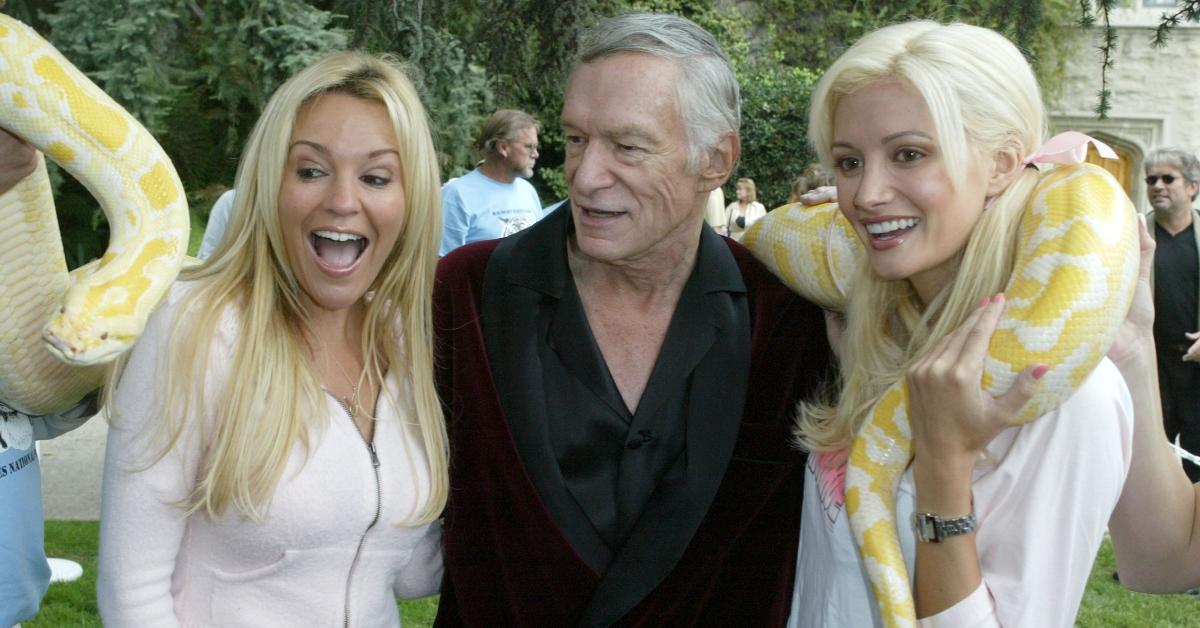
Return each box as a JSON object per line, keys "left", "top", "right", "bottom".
{"left": 0, "top": 395, "right": 97, "bottom": 628}
{"left": 197, "top": 188, "right": 236, "bottom": 260}
{"left": 722, "top": 176, "right": 766, "bottom": 240}
{"left": 1140, "top": 147, "right": 1200, "bottom": 482}
{"left": 703, "top": 186, "right": 726, "bottom": 232}
{"left": 434, "top": 13, "right": 830, "bottom": 626}
{"left": 439, "top": 109, "right": 543, "bottom": 255}
{"left": 0, "top": 126, "right": 103, "bottom": 628}
{"left": 97, "top": 51, "right": 447, "bottom": 626}
{"left": 787, "top": 163, "right": 834, "bottom": 205}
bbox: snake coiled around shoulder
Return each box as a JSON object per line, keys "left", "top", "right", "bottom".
{"left": 0, "top": 13, "right": 189, "bottom": 417}
{"left": 743, "top": 163, "right": 1138, "bottom": 627}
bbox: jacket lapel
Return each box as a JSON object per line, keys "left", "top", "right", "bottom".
{"left": 483, "top": 206, "right": 616, "bottom": 572}
{"left": 1192, "top": 208, "right": 1200, "bottom": 331}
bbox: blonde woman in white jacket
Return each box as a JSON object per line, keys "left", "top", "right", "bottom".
{"left": 98, "top": 51, "right": 448, "bottom": 627}
{"left": 722, "top": 177, "right": 767, "bottom": 241}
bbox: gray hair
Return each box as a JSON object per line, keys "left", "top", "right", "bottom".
{"left": 1145, "top": 147, "right": 1200, "bottom": 182}
{"left": 1146, "top": 147, "right": 1200, "bottom": 200}
{"left": 577, "top": 13, "right": 740, "bottom": 172}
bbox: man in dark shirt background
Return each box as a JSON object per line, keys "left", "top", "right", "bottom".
{"left": 1144, "top": 147, "right": 1200, "bottom": 481}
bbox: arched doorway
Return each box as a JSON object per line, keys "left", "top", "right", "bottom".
{"left": 1085, "top": 141, "right": 1134, "bottom": 193}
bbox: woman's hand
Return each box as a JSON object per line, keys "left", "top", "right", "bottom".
{"left": 0, "top": 127, "right": 37, "bottom": 196}
{"left": 1182, "top": 331, "right": 1200, "bottom": 363}
{"left": 798, "top": 185, "right": 837, "bottom": 206}
{"left": 908, "top": 294, "right": 1044, "bottom": 618}
{"left": 907, "top": 294, "right": 1046, "bottom": 479}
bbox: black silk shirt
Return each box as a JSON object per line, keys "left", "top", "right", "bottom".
{"left": 482, "top": 206, "right": 751, "bottom": 573}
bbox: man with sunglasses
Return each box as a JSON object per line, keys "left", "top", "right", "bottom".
{"left": 1144, "top": 147, "right": 1200, "bottom": 482}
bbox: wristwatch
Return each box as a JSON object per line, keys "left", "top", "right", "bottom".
{"left": 911, "top": 509, "right": 976, "bottom": 543}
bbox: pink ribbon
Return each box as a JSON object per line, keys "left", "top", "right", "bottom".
{"left": 1023, "top": 131, "right": 1118, "bottom": 166}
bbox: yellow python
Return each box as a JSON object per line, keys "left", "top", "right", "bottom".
{"left": 743, "top": 163, "right": 1138, "bottom": 627}
{"left": 0, "top": 13, "right": 188, "bottom": 415}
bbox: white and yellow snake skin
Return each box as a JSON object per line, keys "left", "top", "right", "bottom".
{"left": 0, "top": 14, "right": 188, "bottom": 415}
{"left": 743, "top": 163, "right": 1138, "bottom": 627}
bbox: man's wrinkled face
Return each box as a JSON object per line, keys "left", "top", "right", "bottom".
{"left": 561, "top": 53, "right": 708, "bottom": 266}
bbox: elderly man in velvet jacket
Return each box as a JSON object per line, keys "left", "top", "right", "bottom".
{"left": 433, "top": 13, "right": 832, "bottom": 627}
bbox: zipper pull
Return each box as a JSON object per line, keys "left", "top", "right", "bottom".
{"left": 367, "top": 442, "right": 380, "bottom": 468}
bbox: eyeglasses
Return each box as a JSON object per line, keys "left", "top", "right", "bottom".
{"left": 522, "top": 143, "right": 539, "bottom": 153}
{"left": 1146, "top": 174, "right": 1178, "bottom": 186}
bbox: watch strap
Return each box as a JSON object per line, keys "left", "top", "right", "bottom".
{"left": 911, "top": 509, "right": 977, "bottom": 543}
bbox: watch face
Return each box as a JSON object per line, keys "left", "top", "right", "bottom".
{"left": 912, "top": 513, "right": 938, "bottom": 542}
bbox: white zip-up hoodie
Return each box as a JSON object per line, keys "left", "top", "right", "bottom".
{"left": 98, "top": 283, "right": 442, "bottom": 627}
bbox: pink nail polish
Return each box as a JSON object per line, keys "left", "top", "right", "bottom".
{"left": 1032, "top": 365, "right": 1049, "bottom": 380}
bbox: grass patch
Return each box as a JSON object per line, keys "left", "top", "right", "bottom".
{"left": 30, "top": 521, "right": 100, "bottom": 627}
{"left": 1076, "top": 538, "right": 1200, "bottom": 627}
{"left": 27, "top": 520, "right": 1200, "bottom": 626}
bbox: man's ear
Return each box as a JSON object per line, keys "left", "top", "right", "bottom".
{"left": 496, "top": 140, "right": 510, "bottom": 159}
{"left": 699, "top": 130, "right": 740, "bottom": 193}
{"left": 986, "top": 141, "right": 1024, "bottom": 197}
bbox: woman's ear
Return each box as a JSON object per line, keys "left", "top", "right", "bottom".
{"left": 986, "top": 141, "right": 1024, "bottom": 197}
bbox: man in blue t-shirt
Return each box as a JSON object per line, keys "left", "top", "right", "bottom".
{"left": 439, "top": 109, "right": 544, "bottom": 256}
{"left": 1, "top": 396, "right": 98, "bottom": 628}
{"left": 0, "top": 127, "right": 102, "bottom": 627}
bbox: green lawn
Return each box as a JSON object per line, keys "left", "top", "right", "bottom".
{"left": 26, "top": 520, "right": 1200, "bottom": 627}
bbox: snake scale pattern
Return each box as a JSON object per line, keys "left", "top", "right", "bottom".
{"left": 0, "top": 13, "right": 188, "bottom": 416}
{"left": 743, "top": 163, "right": 1138, "bottom": 627}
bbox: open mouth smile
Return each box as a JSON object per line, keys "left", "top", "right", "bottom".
{"left": 309, "top": 230, "right": 368, "bottom": 271}
{"left": 864, "top": 217, "right": 921, "bottom": 240}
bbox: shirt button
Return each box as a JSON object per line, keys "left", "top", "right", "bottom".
{"left": 627, "top": 429, "right": 655, "bottom": 450}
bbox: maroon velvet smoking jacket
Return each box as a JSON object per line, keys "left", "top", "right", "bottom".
{"left": 433, "top": 207, "right": 831, "bottom": 627}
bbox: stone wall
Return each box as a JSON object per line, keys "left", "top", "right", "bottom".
{"left": 1053, "top": 4, "right": 1200, "bottom": 209}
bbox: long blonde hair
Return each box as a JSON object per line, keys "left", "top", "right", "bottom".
{"left": 796, "top": 21, "right": 1047, "bottom": 451}
{"left": 107, "top": 51, "right": 447, "bottom": 523}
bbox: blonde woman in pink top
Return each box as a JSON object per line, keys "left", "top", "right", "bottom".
{"left": 98, "top": 51, "right": 448, "bottom": 627}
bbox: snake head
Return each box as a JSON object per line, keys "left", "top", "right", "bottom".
{"left": 40, "top": 259, "right": 144, "bottom": 366}
{"left": 42, "top": 307, "right": 136, "bottom": 366}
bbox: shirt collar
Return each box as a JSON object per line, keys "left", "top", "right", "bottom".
{"left": 504, "top": 201, "right": 746, "bottom": 299}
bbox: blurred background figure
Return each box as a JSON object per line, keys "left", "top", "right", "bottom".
{"left": 197, "top": 188, "right": 236, "bottom": 260}
{"left": 704, "top": 186, "right": 725, "bottom": 233}
{"left": 722, "top": 176, "right": 766, "bottom": 240}
{"left": 1142, "top": 147, "right": 1200, "bottom": 482}
{"left": 787, "top": 163, "right": 834, "bottom": 205}
{"left": 439, "top": 109, "right": 543, "bottom": 256}
{"left": 0, "top": 127, "right": 102, "bottom": 628}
